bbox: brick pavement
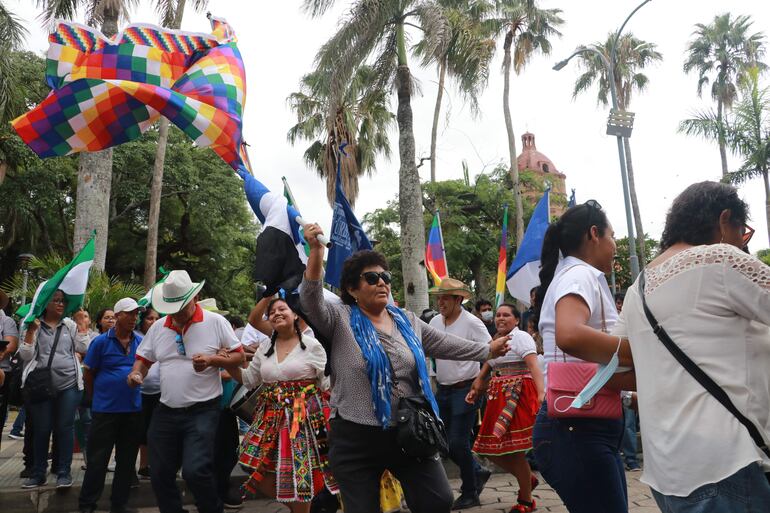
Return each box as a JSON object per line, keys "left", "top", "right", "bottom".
{"left": 1, "top": 409, "right": 660, "bottom": 513}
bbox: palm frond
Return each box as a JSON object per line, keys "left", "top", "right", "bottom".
{"left": 0, "top": 3, "right": 28, "bottom": 48}
{"left": 678, "top": 109, "right": 724, "bottom": 141}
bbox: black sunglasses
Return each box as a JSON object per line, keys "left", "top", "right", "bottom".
{"left": 361, "top": 271, "right": 392, "bottom": 286}
{"left": 584, "top": 199, "right": 603, "bottom": 230}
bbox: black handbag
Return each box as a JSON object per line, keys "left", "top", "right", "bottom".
{"left": 5, "top": 353, "right": 25, "bottom": 407}
{"left": 639, "top": 271, "right": 770, "bottom": 482}
{"left": 395, "top": 395, "right": 449, "bottom": 459}
{"left": 22, "top": 325, "right": 64, "bottom": 404}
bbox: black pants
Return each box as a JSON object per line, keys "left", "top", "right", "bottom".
{"left": 213, "top": 409, "right": 239, "bottom": 500}
{"left": 79, "top": 411, "right": 142, "bottom": 510}
{"left": 328, "top": 417, "right": 453, "bottom": 513}
{"left": 149, "top": 401, "right": 222, "bottom": 513}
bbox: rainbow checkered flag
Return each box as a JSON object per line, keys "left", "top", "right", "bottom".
{"left": 425, "top": 211, "right": 448, "bottom": 286}
{"left": 495, "top": 205, "right": 509, "bottom": 308}
{"left": 12, "top": 15, "right": 246, "bottom": 171}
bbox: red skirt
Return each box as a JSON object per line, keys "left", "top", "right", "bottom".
{"left": 473, "top": 373, "right": 540, "bottom": 456}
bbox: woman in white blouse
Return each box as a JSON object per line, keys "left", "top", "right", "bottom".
{"left": 613, "top": 181, "right": 770, "bottom": 512}
{"left": 231, "top": 298, "right": 338, "bottom": 511}
{"left": 467, "top": 304, "right": 544, "bottom": 513}
{"left": 532, "top": 201, "right": 635, "bottom": 513}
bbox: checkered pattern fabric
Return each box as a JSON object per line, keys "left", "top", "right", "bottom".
{"left": 12, "top": 16, "right": 246, "bottom": 171}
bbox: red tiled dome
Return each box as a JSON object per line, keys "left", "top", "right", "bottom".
{"left": 517, "top": 132, "right": 559, "bottom": 174}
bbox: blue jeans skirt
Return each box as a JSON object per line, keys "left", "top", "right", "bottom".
{"left": 532, "top": 402, "right": 627, "bottom": 513}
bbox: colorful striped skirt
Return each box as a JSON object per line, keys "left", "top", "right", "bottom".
{"left": 473, "top": 367, "right": 540, "bottom": 456}
{"left": 238, "top": 380, "right": 339, "bottom": 502}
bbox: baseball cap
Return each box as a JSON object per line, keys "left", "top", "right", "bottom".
{"left": 113, "top": 298, "right": 144, "bottom": 314}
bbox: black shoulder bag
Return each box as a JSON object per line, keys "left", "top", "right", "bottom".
{"left": 639, "top": 271, "right": 770, "bottom": 481}
{"left": 22, "top": 325, "right": 64, "bottom": 404}
{"left": 383, "top": 347, "right": 449, "bottom": 459}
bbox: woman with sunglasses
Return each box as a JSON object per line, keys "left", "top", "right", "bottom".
{"left": 299, "top": 224, "right": 510, "bottom": 513}
{"left": 19, "top": 290, "right": 91, "bottom": 489}
{"left": 230, "top": 297, "right": 337, "bottom": 511}
{"left": 612, "top": 182, "right": 770, "bottom": 512}
{"left": 531, "top": 200, "right": 635, "bottom": 513}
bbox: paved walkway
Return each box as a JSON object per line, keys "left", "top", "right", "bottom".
{"left": 1, "top": 409, "right": 660, "bottom": 512}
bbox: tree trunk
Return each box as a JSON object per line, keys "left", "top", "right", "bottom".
{"left": 395, "top": 23, "right": 428, "bottom": 313}
{"left": 622, "top": 137, "right": 646, "bottom": 266}
{"left": 73, "top": 8, "right": 119, "bottom": 269}
{"left": 429, "top": 59, "right": 447, "bottom": 183}
{"left": 762, "top": 169, "right": 770, "bottom": 244}
{"left": 717, "top": 96, "right": 729, "bottom": 177}
{"left": 143, "top": 0, "right": 186, "bottom": 289}
{"left": 502, "top": 31, "right": 524, "bottom": 250}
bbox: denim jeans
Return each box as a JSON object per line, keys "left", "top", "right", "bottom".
{"left": 436, "top": 383, "right": 482, "bottom": 497}
{"left": 79, "top": 412, "right": 142, "bottom": 510}
{"left": 11, "top": 406, "right": 26, "bottom": 434}
{"left": 652, "top": 463, "right": 770, "bottom": 513}
{"left": 620, "top": 406, "right": 639, "bottom": 467}
{"left": 29, "top": 386, "right": 81, "bottom": 479}
{"left": 149, "top": 401, "right": 222, "bottom": 513}
{"left": 532, "top": 402, "right": 627, "bottom": 513}
{"left": 213, "top": 409, "right": 239, "bottom": 501}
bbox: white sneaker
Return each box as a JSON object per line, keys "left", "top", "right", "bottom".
{"left": 107, "top": 460, "right": 116, "bottom": 472}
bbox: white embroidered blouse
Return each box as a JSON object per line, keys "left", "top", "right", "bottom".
{"left": 613, "top": 244, "right": 770, "bottom": 496}
{"left": 240, "top": 334, "right": 328, "bottom": 391}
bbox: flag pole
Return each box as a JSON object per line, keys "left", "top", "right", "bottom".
{"left": 282, "top": 176, "right": 301, "bottom": 212}
{"left": 436, "top": 210, "right": 449, "bottom": 279}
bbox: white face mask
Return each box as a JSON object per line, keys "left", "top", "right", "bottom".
{"left": 559, "top": 338, "right": 622, "bottom": 412}
{"left": 481, "top": 311, "right": 494, "bottom": 322}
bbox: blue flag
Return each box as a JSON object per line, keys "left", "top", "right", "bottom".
{"left": 325, "top": 144, "right": 373, "bottom": 289}
{"left": 506, "top": 188, "right": 550, "bottom": 305}
{"left": 568, "top": 189, "right": 576, "bottom": 208}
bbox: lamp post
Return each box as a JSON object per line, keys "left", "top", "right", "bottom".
{"left": 552, "top": 0, "right": 652, "bottom": 281}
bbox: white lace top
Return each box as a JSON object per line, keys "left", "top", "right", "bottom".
{"left": 613, "top": 244, "right": 770, "bottom": 496}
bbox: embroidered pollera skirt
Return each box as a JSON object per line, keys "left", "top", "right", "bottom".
{"left": 238, "top": 380, "right": 338, "bottom": 502}
{"left": 473, "top": 365, "right": 540, "bottom": 456}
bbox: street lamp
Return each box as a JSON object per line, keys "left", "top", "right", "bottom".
{"left": 551, "top": 0, "right": 652, "bottom": 281}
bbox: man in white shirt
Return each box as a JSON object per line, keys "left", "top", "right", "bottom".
{"left": 429, "top": 278, "right": 492, "bottom": 510}
{"left": 127, "top": 271, "right": 243, "bottom": 513}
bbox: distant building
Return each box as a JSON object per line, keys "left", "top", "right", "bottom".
{"left": 517, "top": 132, "right": 568, "bottom": 217}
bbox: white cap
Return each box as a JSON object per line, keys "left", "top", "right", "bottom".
{"left": 113, "top": 297, "right": 144, "bottom": 314}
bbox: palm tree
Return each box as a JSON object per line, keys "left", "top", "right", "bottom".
{"left": 287, "top": 66, "right": 395, "bottom": 208}
{"left": 572, "top": 33, "right": 662, "bottom": 264}
{"left": 681, "top": 68, "right": 770, "bottom": 243}
{"left": 144, "top": 0, "right": 208, "bottom": 290}
{"left": 490, "top": 0, "right": 563, "bottom": 250}
{"left": 0, "top": 2, "right": 28, "bottom": 124}
{"left": 303, "top": 0, "right": 452, "bottom": 313}
{"left": 683, "top": 13, "right": 766, "bottom": 177}
{"left": 414, "top": 0, "right": 495, "bottom": 183}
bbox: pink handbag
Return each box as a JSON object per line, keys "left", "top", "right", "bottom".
{"left": 546, "top": 361, "right": 622, "bottom": 419}
{"left": 545, "top": 271, "right": 622, "bottom": 419}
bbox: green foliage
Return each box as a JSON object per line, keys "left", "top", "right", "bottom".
{"left": 757, "top": 249, "right": 770, "bottom": 266}
{"left": 364, "top": 166, "right": 541, "bottom": 304}
{"left": 613, "top": 236, "right": 659, "bottom": 291}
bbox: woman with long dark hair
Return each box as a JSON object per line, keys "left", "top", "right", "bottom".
{"left": 232, "top": 297, "right": 336, "bottom": 512}
{"left": 615, "top": 182, "right": 770, "bottom": 512}
{"left": 531, "top": 201, "right": 634, "bottom": 513}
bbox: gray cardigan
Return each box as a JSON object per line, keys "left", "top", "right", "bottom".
{"left": 300, "top": 278, "right": 490, "bottom": 426}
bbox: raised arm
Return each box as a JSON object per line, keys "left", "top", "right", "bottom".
{"left": 247, "top": 296, "right": 273, "bottom": 337}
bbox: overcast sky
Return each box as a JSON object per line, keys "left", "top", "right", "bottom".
{"left": 9, "top": 0, "right": 770, "bottom": 252}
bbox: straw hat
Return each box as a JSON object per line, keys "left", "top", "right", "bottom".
{"left": 150, "top": 270, "right": 205, "bottom": 315}
{"left": 428, "top": 277, "right": 473, "bottom": 300}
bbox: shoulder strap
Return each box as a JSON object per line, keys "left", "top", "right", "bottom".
{"left": 638, "top": 271, "right": 770, "bottom": 459}
{"left": 45, "top": 325, "right": 65, "bottom": 370}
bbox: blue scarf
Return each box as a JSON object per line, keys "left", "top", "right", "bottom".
{"left": 349, "top": 304, "right": 440, "bottom": 428}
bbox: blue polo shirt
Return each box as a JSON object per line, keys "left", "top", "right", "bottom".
{"left": 84, "top": 328, "right": 142, "bottom": 413}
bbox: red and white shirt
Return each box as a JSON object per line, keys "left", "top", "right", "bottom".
{"left": 136, "top": 305, "right": 241, "bottom": 408}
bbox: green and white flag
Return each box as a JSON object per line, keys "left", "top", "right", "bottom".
{"left": 137, "top": 267, "right": 170, "bottom": 308}
{"left": 21, "top": 234, "right": 96, "bottom": 326}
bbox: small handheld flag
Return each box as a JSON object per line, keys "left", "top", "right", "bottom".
{"left": 425, "top": 211, "right": 449, "bottom": 286}
{"left": 21, "top": 234, "right": 96, "bottom": 326}
{"left": 495, "top": 205, "right": 509, "bottom": 308}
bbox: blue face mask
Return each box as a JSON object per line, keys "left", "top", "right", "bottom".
{"left": 554, "top": 338, "right": 622, "bottom": 413}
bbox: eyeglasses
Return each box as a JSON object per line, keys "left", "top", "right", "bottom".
{"left": 361, "top": 271, "right": 392, "bottom": 286}
{"left": 743, "top": 224, "right": 755, "bottom": 249}
{"left": 175, "top": 333, "right": 186, "bottom": 356}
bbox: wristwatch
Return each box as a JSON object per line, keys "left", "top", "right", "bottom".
{"left": 621, "top": 391, "right": 633, "bottom": 408}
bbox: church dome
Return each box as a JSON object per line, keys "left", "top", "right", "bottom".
{"left": 517, "top": 132, "right": 560, "bottom": 175}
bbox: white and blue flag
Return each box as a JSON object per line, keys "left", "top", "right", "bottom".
{"left": 506, "top": 188, "right": 551, "bottom": 306}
